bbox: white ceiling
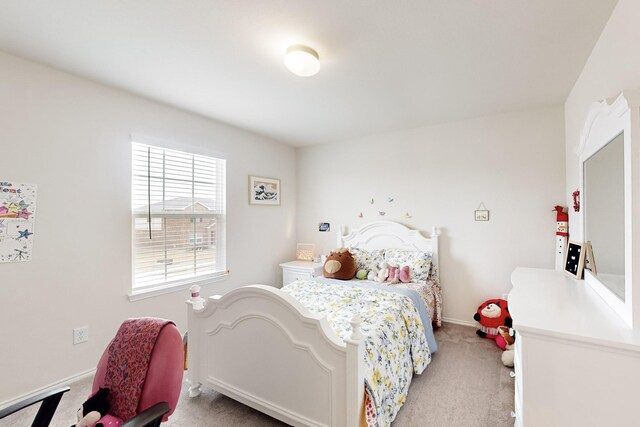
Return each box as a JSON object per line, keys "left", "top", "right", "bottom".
{"left": 0, "top": 1, "right": 618, "bottom": 146}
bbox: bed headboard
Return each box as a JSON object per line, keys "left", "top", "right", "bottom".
{"left": 337, "top": 220, "right": 439, "bottom": 272}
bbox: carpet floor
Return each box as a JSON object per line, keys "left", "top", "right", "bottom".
{"left": 1, "top": 323, "right": 514, "bottom": 427}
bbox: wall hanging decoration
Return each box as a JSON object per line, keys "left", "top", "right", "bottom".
{"left": 378, "top": 211, "right": 386, "bottom": 216}
{"left": 369, "top": 198, "right": 374, "bottom": 204}
{"left": 572, "top": 189, "right": 580, "bottom": 212}
{"left": 0, "top": 181, "right": 37, "bottom": 263}
{"left": 388, "top": 197, "right": 394, "bottom": 203}
{"left": 318, "top": 222, "right": 330, "bottom": 232}
{"left": 404, "top": 212, "right": 412, "bottom": 219}
{"left": 474, "top": 202, "right": 490, "bottom": 221}
{"left": 249, "top": 175, "right": 280, "bottom": 205}
{"left": 358, "top": 212, "right": 364, "bottom": 218}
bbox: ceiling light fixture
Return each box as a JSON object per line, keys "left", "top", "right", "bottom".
{"left": 284, "top": 44, "right": 320, "bottom": 77}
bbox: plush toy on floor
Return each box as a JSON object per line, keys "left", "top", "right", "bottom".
{"left": 73, "top": 387, "right": 110, "bottom": 427}
{"left": 473, "top": 298, "right": 512, "bottom": 339}
{"left": 496, "top": 326, "right": 516, "bottom": 367}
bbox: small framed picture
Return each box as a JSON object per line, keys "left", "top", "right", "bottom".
{"left": 318, "top": 222, "right": 330, "bottom": 232}
{"left": 564, "top": 240, "right": 586, "bottom": 279}
{"left": 249, "top": 175, "right": 280, "bottom": 206}
{"left": 475, "top": 210, "right": 489, "bottom": 221}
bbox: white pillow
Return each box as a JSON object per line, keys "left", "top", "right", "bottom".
{"left": 384, "top": 249, "right": 432, "bottom": 283}
{"left": 350, "top": 248, "right": 386, "bottom": 273}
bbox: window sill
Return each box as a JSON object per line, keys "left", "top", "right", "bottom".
{"left": 128, "top": 273, "right": 229, "bottom": 302}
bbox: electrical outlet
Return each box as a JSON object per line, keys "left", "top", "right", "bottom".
{"left": 73, "top": 326, "right": 89, "bottom": 345}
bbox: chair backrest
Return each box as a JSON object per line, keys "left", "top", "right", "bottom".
{"left": 92, "top": 322, "right": 184, "bottom": 422}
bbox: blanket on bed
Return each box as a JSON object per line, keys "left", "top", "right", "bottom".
{"left": 282, "top": 280, "right": 431, "bottom": 427}
{"left": 314, "top": 277, "right": 438, "bottom": 352}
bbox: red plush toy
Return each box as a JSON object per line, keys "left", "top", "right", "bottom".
{"left": 473, "top": 299, "right": 512, "bottom": 339}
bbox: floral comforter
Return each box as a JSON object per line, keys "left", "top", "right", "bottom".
{"left": 281, "top": 280, "right": 432, "bottom": 427}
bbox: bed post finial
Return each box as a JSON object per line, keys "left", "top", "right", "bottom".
{"left": 350, "top": 315, "right": 363, "bottom": 340}
{"left": 189, "top": 285, "right": 206, "bottom": 310}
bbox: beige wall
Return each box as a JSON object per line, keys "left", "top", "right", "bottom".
{"left": 0, "top": 51, "right": 296, "bottom": 403}
{"left": 296, "top": 106, "right": 566, "bottom": 323}
{"left": 565, "top": 0, "right": 640, "bottom": 235}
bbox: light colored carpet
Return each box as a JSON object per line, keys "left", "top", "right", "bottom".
{"left": 1, "top": 323, "right": 514, "bottom": 427}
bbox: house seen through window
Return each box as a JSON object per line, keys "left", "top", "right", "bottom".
{"left": 131, "top": 141, "right": 226, "bottom": 292}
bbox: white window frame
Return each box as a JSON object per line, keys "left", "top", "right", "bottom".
{"left": 129, "top": 135, "right": 228, "bottom": 301}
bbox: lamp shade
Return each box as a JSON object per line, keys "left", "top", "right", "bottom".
{"left": 284, "top": 45, "right": 320, "bottom": 77}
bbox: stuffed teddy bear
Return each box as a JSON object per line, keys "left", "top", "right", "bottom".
{"left": 473, "top": 298, "right": 512, "bottom": 339}
{"left": 74, "top": 387, "right": 110, "bottom": 427}
{"left": 375, "top": 261, "right": 389, "bottom": 283}
{"left": 496, "top": 326, "right": 516, "bottom": 367}
{"left": 322, "top": 248, "right": 357, "bottom": 280}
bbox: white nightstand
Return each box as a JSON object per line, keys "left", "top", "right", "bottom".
{"left": 279, "top": 260, "right": 324, "bottom": 287}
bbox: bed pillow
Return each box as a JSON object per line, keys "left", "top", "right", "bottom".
{"left": 350, "top": 247, "right": 385, "bottom": 273}
{"left": 384, "top": 249, "right": 432, "bottom": 283}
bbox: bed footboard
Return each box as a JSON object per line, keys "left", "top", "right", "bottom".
{"left": 186, "top": 285, "right": 365, "bottom": 427}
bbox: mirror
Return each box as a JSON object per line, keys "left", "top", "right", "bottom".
{"left": 583, "top": 132, "right": 625, "bottom": 300}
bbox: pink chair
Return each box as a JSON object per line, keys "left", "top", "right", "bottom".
{"left": 89, "top": 319, "right": 184, "bottom": 426}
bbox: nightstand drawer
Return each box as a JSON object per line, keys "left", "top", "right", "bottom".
{"left": 283, "top": 270, "right": 313, "bottom": 285}
{"left": 280, "top": 261, "right": 324, "bottom": 287}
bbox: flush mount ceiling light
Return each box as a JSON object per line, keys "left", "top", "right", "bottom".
{"left": 284, "top": 44, "right": 320, "bottom": 77}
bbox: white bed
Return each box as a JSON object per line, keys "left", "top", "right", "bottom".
{"left": 186, "top": 220, "right": 440, "bottom": 427}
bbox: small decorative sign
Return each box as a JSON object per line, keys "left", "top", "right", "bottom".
{"left": 318, "top": 222, "right": 330, "bottom": 232}
{"left": 475, "top": 210, "right": 489, "bottom": 221}
{"left": 564, "top": 241, "right": 586, "bottom": 279}
{"left": 474, "top": 202, "right": 490, "bottom": 221}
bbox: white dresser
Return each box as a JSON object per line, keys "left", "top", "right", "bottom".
{"left": 279, "top": 260, "right": 324, "bottom": 287}
{"left": 509, "top": 267, "right": 640, "bottom": 427}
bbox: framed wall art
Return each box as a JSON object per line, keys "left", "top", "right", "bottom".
{"left": 249, "top": 175, "right": 280, "bottom": 206}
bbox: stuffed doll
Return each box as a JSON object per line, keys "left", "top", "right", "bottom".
{"left": 74, "top": 387, "right": 110, "bottom": 427}
{"left": 322, "top": 248, "right": 357, "bottom": 280}
{"left": 473, "top": 298, "right": 512, "bottom": 339}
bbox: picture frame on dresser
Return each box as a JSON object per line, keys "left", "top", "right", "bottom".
{"left": 563, "top": 240, "right": 585, "bottom": 279}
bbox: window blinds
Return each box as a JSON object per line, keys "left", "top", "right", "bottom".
{"left": 132, "top": 142, "right": 226, "bottom": 289}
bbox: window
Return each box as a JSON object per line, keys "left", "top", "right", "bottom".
{"left": 131, "top": 141, "right": 226, "bottom": 294}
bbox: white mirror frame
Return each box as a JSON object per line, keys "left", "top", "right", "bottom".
{"left": 578, "top": 90, "right": 640, "bottom": 328}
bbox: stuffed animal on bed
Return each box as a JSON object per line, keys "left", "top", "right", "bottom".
{"left": 375, "top": 261, "right": 389, "bottom": 283}
{"left": 387, "top": 264, "right": 400, "bottom": 284}
{"left": 473, "top": 298, "right": 512, "bottom": 339}
{"left": 322, "top": 248, "right": 357, "bottom": 280}
{"left": 399, "top": 266, "right": 411, "bottom": 283}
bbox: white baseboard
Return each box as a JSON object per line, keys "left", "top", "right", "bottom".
{"left": 0, "top": 368, "right": 96, "bottom": 410}
{"left": 442, "top": 317, "right": 477, "bottom": 328}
